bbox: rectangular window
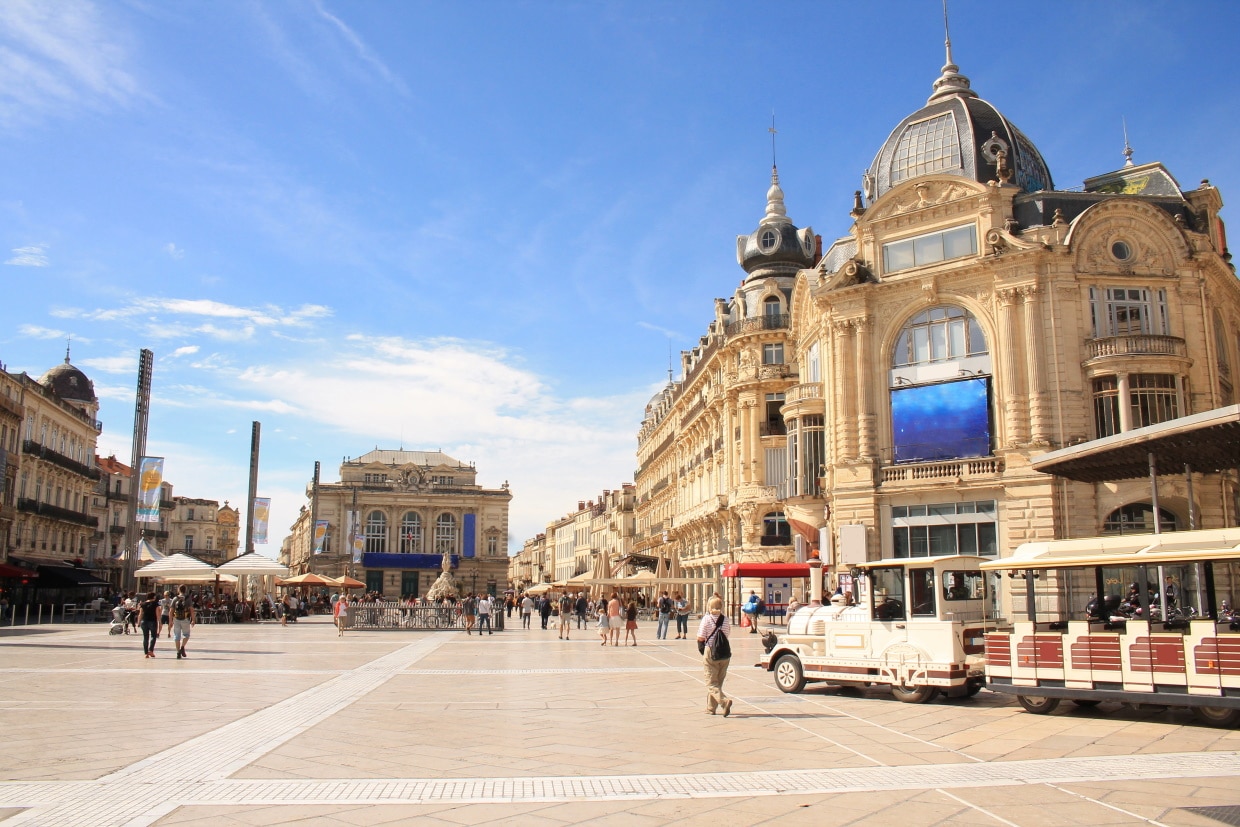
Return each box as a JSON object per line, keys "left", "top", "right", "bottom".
{"left": 882, "top": 224, "right": 977, "bottom": 274}
{"left": 762, "top": 343, "right": 784, "bottom": 364}
{"left": 1130, "top": 374, "right": 1179, "bottom": 428}
{"left": 1091, "top": 287, "right": 1170, "bottom": 337}
{"left": 366, "top": 570, "right": 384, "bottom": 594}
{"left": 806, "top": 342, "right": 821, "bottom": 384}
{"left": 891, "top": 500, "right": 998, "bottom": 558}
{"left": 1092, "top": 376, "right": 1120, "bottom": 438}
{"left": 185, "top": 535, "right": 194, "bottom": 550}
{"left": 401, "top": 570, "right": 419, "bottom": 598}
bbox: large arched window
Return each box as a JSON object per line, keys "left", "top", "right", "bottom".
{"left": 1102, "top": 503, "right": 1178, "bottom": 535}
{"left": 400, "top": 512, "right": 422, "bottom": 554}
{"left": 365, "top": 510, "right": 387, "bottom": 553}
{"left": 892, "top": 306, "right": 988, "bottom": 367}
{"left": 434, "top": 513, "right": 457, "bottom": 555}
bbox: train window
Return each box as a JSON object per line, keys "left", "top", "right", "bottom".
{"left": 871, "top": 567, "right": 907, "bottom": 621}
{"left": 943, "top": 570, "right": 982, "bottom": 601}
{"left": 911, "top": 569, "right": 936, "bottom": 616}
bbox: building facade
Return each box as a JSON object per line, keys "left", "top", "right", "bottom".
{"left": 628, "top": 46, "right": 1238, "bottom": 615}
{"left": 284, "top": 450, "right": 511, "bottom": 597}
{"left": 776, "top": 49, "right": 1238, "bottom": 612}
{"left": 510, "top": 485, "right": 636, "bottom": 593}
{"left": 167, "top": 497, "right": 240, "bottom": 566}
{"left": 7, "top": 354, "right": 102, "bottom": 568}
{"left": 90, "top": 455, "right": 177, "bottom": 563}
{"left": 0, "top": 369, "right": 23, "bottom": 561}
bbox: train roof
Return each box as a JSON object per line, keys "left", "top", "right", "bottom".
{"left": 981, "top": 526, "right": 1240, "bottom": 571}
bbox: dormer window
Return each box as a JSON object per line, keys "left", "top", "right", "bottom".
{"left": 759, "top": 228, "right": 779, "bottom": 252}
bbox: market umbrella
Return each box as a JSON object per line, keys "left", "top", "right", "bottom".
{"left": 328, "top": 575, "right": 365, "bottom": 590}
{"left": 216, "top": 551, "right": 289, "bottom": 577}
{"left": 279, "top": 572, "right": 335, "bottom": 586}
{"left": 135, "top": 553, "right": 215, "bottom": 580}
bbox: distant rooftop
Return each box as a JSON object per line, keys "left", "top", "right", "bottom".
{"left": 346, "top": 449, "right": 469, "bottom": 468}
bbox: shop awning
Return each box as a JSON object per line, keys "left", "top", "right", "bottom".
{"left": 721, "top": 563, "right": 811, "bottom": 578}
{"left": 35, "top": 565, "right": 110, "bottom": 588}
{"left": 0, "top": 563, "right": 37, "bottom": 579}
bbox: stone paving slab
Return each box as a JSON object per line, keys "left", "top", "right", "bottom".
{"left": 1, "top": 617, "right": 1239, "bottom": 825}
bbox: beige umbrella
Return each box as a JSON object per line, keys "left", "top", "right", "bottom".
{"left": 279, "top": 572, "right": 336, "bottom": 586}
{"left": 329, "top": 575, "right": 366, "bottom": 590}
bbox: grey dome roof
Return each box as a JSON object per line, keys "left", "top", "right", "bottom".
{"left": 39, "top": 358, "right": 96, "bottom": 403}
{"left": 864, "top": 52, "right": 1053, "bottom": 202}
{"left": 736, "top": 167, "right": 814, "bottom": 280}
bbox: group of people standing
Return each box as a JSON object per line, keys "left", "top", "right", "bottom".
{"left": 131, "top": 585, "right": 196, "bottom": 660}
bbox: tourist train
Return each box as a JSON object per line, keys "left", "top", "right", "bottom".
{"left": 760, "top": 529, "right": 1240, "bottom": 727}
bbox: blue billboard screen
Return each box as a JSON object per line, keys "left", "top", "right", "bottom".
{"left": 891, "top": 377, "right": 991, "bottom": 463}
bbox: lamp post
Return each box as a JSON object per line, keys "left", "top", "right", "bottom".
{"left": 469, "top": 563, "right": 478, "bottom": 595}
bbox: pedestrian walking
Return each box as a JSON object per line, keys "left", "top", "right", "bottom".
{"left": 557, "top": 593, "right": 572, "bottom": 639}
{"left": 170, "top": 585, "right": 195, "bottom": 659}
{"left": 596, "top": 604, "right": 609, "bottom": 645}
{"left": 520, "top": 593, "right": 534, "bottom": 629}
{"left": 575, "top": 592, "right": 589, "bottom": 630}
{"left": 477, "top": 593, "right": 494, "bottom": 635}
{"left": 606, "top": 593, "right": 622, "bottom": 646}
{"left": 463, "top": 593, "right": 477, "bottom": 635}
{"left": 655, "top": 590, "right": 673, "bottom": 640}
{"left": 159, "top": 590, "right": 173, "bottom": 640}
{"left": 674, "top": 592, "right": 690, "bottom": 639}
{"left": 538, "top": 594, "right": 553, "bottom": 629}
{"left": 697, "top": 595, "right": 733, "bottom": 716}
{"left": 139, "top": 591, "right": 161, "bottom": 658}
{"left": 333, "top": 593, "right": 350, "bottom": 636}
{"left": 742, "top": 590, "right": 763, "bottom": 634}
{"left": 624, "top": 600, "right": 639, "bottom": 646}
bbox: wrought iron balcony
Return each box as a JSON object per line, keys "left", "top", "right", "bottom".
{"left": 17, "top": 498, "right": 99, "bottom": 528}
{"left": 22, "top": 440, "right": 102, "bottom": 480}
{"left": 725, "top": 313, "right": 790, "bottom": 337}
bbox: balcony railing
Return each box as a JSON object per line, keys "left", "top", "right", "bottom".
{"left": 17, "top": 498, "right": 99, "bottom": 528}
{"left": 785, "top": 383, "right": 824, "bottom": 403}
{"left": 22, "top": 440, "right": 102, "bottom": 480}
{"left": 759, "top": 421, "right": 787, "bottom": 437}
{"left": 881, "top": 457, "right": 1005, "bottom": 484}
{"left": 725, "top": 313, "right": 790, "bottom": 337}
{"left": 1085, "top": 334, "right": 1186, "bottom": 360}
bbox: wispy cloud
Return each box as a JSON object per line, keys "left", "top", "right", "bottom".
{"left": 6, "top": 245, "right": 48, "bottom": 266}
{"left": 18, "top": 323, "right": 72, "bottom": 340}
{"left": 164, "top": 242, "right": 184, "bottom": 259}
{"left": 0, "top": 0, "right": 140, "bottom": 126}
{"left": 57, "top": 297, "right": 332, "bottom": 334}
{"left": 78, "top": 355, "right": 137, "bottom": 374}
{"left": 636, "top": 320, "right": 683, "bottom": 339}
{"left": 311, "top": 1, "right": 408, "bottom": 97}
{"left": 168, "top": 345, "right": 199, "bottom": 358}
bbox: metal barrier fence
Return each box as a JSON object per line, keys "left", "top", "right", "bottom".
{"left": 345, "top": 602, "right": 506, "bottom": 631}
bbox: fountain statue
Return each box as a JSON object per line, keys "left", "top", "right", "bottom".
{"left": 425, "top": 551, "right": 459, "bottom": 601}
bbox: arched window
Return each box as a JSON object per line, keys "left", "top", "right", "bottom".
{"left": 763, "top": 295, "right": 782, "bottom": 317}
{"left": 434, "top": 513, "right": 457, "bottom": 555}
{"left": 365, "top": 510, "right": 387, "bottom": 553}
{"left": 400, "top": 512, "right": 422, "bottom": 554}
{"left": 892, "top": 306, "right": 988, "bottom": 367}
{"left": 1102, "top": 503, "right": 1178, "bottom": 535}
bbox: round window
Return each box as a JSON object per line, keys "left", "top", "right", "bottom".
{"left": 1111, "top": 240, "right": 1132, "bottom": 262}
{"left": 759, "top": 228, "right": 779, "bottom": 252}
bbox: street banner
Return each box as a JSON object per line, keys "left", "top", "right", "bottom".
{"left": 349, "top": 511, "right": 364, "bottom": 563}
{"left": 136, "top": 457, "right": 165, "bottom": 523}
{"left": 313, "top": 519, "right": 329, "bottom": 555}
{"left": 252, "top": 497, "right": 271, "bottom": 544}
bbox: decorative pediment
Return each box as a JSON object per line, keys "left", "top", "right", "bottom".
{"left": 820, "top": 258, "right": 876, "bottom": 292}
{"left": 868, "top": 179, "right": 984, "bottom": 221}
{"left": 1065, "top": 199, "right": 1190, "bottom": 277}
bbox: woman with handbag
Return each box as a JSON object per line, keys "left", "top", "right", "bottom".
{"left": 696, "top": 595, "right": 733, "bottom": 716}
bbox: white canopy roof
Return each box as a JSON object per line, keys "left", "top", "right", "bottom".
{"left": 135, "top": 553, "right": 215, "bottom": 579}
{"left": 216, "top": 552, "right": 290, "bottom": 577}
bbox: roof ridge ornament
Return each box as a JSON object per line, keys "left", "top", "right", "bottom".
{"left": 763, "top": 165, "right": 788, "bottom": 223}
{"left": 1122, "top": 117, "right": 1135, "bottom": 167}
{"left": 928, "top": 0, "right": 976, "bottom": 103}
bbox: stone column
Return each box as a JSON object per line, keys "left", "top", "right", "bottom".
{"left": 1022, "top": 285, "right": 1049, "bottom": 445}
{"left": 1118, "top": 373, "right": 1132, "bottom": 433}
{"left": 854, "top": 316, "right": 876, "bottom": 459}
{"left": 996, "top": 288, "right": 1026, "bottom": 444}
{"left": 834, "top": 320, "right": 858, "bottom": 460}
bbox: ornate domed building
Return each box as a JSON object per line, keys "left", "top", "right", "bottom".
{"left": 783, "top": 39, "right": 1235, "bottom": 614}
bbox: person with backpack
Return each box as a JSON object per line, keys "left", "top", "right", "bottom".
{"left": 742, "top": 590, "right": 764, "bottom": 634}
{"left": 138, "top": 591, "right": 162, "bottom": 658}
{"left": 655, "top": 590, "right": 673, "bottom": 640}
{"left": 696, "top": 595, "right": 733, "bottom": 716}
{"left": 557, "top": 592, "right": 573, "bottom": 640}
{"left": 170, "top": 585, "right": 196, "bottom": 659}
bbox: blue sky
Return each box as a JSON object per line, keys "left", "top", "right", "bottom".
{"left": 3, "top": 0, "right": 1240, "bottom": 555}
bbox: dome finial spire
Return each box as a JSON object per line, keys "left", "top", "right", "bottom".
{"left": 928, "top": 0, "right": 975, "bottom": 103}
{"left": 65, "top": 335, "right": 71, "bottom": 364}
{"left": 762, "top": 115, "right": 788, "bottom": 223}
{"left": 1122, "top": 117, "right": 1135, "bottom": 167}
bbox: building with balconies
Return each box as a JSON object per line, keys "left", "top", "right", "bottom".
{"left": 283, "top": 449, "right": 511, "bottom": 598}
{"left": 167, "top": 497, "right": 239, "bottom": 566}
{"left": 6, "top": 351, "right": 102, "bottom": 568}
{"left": 89, "top": 455, "right": 176, "bottom": 565}
{"left": 0, "top": 369, "right": 24, "bottom": 562}
{"left": 633, "top": 168, "right": 815, "bottom": 610}
{"left": 781, "top": 42, "right": 1239, "bottom": 610}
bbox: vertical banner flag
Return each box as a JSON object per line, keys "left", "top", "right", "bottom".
{"left": 350, "top": 510, "right": 364, "bottom": 563}
{"left": 136, "top": 457, "right": 165, "bottom": 523}
{"left": 252, "top": 497, "right": 271, "bottom": 545}
{"left": 313, "top": 520, "right": 329, "bottom": 555}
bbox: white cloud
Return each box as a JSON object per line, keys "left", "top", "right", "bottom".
{"left": 164, "top": 242, "right": 184, "bottom": 259}
{"left": 169, "top": 345, "right": 199, "bottom": 358}
{"left": 78, "top": 355, "right": 137, "bottom": 374}
{"left": 18, "top": 323, "right": 70, "bottom": 339}
{"left": 55, "top": 297, "right": 334, "bottom": 342}
{"left": 0, "top": 0, "right": 140, "bottom": 126}
{"left": 6, "top": 244, "right": 48, "bottom": 266}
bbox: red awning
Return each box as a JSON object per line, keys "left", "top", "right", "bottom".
{"left": 0, "top": 563, "right": 38, "bottom": 579}
{"left": 721, "top": 563, "right": 811, "bottom": 578}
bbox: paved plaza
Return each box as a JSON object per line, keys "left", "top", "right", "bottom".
{"left": 1, "top": 616, "right": 1239, "bottom": 826}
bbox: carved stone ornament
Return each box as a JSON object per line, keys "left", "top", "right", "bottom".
{"left": 871, "top": 180, "right": 979, "bottom": 219}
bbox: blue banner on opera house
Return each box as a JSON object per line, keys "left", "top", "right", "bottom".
{"left": 361, "top": 553, "right": 459, "bottom": 570}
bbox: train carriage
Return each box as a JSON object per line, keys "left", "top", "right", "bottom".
{"left": 759, "top": 555, "right": 998, "bottom": 703}
{"left": 980, "top": 528, "right": 1240, "bottom": 727}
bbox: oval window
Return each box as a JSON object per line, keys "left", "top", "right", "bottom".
{"left": 1111, "top": 240, "right": 1132, "bottom": 262}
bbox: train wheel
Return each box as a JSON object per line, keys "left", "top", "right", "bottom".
{"left": 773, "top": 654, "right": 806, "bottom": 694}
{"left": 1017, "top": 695, "right": 1060, "bottom": 714}
{"left": 1192, "top": 706, "right": 1240, "bottom": 728}
{"left": 891, "top": 684, "right": 939, "bottom": 704}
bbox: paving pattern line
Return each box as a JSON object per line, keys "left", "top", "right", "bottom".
{"left": 0, "top": 635, "right": 451, "bottom": 827}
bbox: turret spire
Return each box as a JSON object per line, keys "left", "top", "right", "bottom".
{"left": 1122, "top": 117, "right": 1135, "bottom": 167}
{"left": 928, "top": 0, "right": 975, "bottom": 103}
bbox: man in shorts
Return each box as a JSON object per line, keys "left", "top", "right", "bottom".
{"left": 170, "top": 584, "right": 196, "bottom": 659}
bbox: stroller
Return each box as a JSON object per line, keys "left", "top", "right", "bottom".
{"left": 108, "top": 604, "right": 128, "bottom": 635}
